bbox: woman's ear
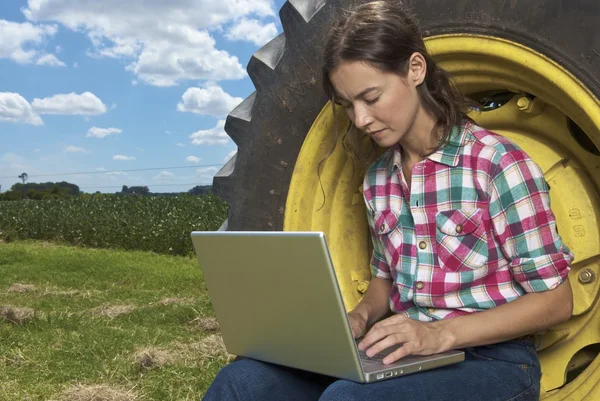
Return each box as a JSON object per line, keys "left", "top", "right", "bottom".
{"left": 407, "top": 52, "right": 427, "bottom": 87}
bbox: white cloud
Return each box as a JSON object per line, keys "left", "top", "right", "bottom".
{"left": 0, "top": 19, "right": 61, "bottom": 65}
{"left": 87, "top": 126, "right": 122, "bottom": 138}
{"left": 32, "top": 92, "right": 107, "bottom": 115}
{"left": 1, "top": 152, "right": 30, "bottom": 170}
{"left": 165, "top": 130, "right": 172, "bottom": 135}
{"left": 177, "top": 82, "right": 242, "bottom": 117}
{"left": 36, "top": 53, "right": 66, "bottom": 67}
{"left": 185, "top": 156, "right": 201, "bottom": 164}
{"left": 65, "top": 146, "right": 87, "bottom": 153}
{"left": 23, "top": 1, "right": 274, "bottom": 86}
{"left": 196, "top": 166, "right": 219, "bottom": 182}
{"left": 96, "top": 167, "right": 106, "bottom": 171}
{"left": 0, "top": 92, "right": 43, "bottom": 125}
{"left": 190, "top": 120, "right": 228, "bottom": 146}
{"left": 33, "top": 148, "right": 41, "bottom": 152}
{"left": 224, "top": 149, "right": 237, "bottom": 163}
{"left": 113, "top": 155, "right": 136, "bottom": 161}
{"left": 106, "top": 171, "right": 127, "bottom": 176}
{"left": 176, "top": 143, "right": 185, "bottom": 147}
{"left": 124, "top": 37, "right": 246, "bottom": 87}
{"left": 226, "top": 18, "right": 277, "bottom": 46}
{"left": 154, "top": 170, "right": 176, "bottom": 182}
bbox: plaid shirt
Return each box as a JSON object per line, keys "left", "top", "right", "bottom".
{"left": 363, "top": 121, "right": 573, "bottom": 322}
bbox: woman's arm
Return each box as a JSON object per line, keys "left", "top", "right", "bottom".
{"left": 358, "top": 278, "right": 572, "bottom": 363}
{"left": 348, "top": 277, "right": 392, "bottom": 336}
{"left": 436, "top": 278, "right": 573, "bottom": 349}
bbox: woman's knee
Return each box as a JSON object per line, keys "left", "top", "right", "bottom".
{"left": 203, "top": 359, "right": 275, "bottom": 400}
{"left": 319, "top": 380, "right": 365, "bottom": 401}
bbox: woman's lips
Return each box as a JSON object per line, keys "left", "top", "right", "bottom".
{"left": 369, "top": 129, "right": 385, "bottom": 137}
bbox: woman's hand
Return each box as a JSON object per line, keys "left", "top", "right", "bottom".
{"left": 347, "top": 310, "right": 368, "bottom": 339}
{"left": 357, "top": 314, "right": 453, "bottom": 365}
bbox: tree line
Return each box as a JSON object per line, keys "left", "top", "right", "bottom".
{"left": 0, "top": 182, "right": 213, "bottom": 201}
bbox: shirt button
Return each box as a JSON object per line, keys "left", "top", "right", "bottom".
{"left": 427, "top": 307, "right": 435, "bottom": 314}
{"left": 380, "top": 224, "right": 386, "bottom": 232}
{"left": 416, "top": 281, "right": 424, "bottom": 290}
{"left": 455, "top": 224, "right": 463, "bottom": 234}
{"left": 418, "top": 241, "right": 427, "bottom": 250}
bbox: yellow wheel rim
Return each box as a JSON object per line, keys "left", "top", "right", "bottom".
{"left": 284, "top": 34, "right": 600, "bottom": 398}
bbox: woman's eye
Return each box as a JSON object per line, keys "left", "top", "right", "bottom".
{"left": 365, "top": 97, "right": 379, "bottom": 105}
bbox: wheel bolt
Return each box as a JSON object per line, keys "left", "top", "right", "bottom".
{"left": 578, "top": 269, "right": 595, "bottom": 284}
{"left": 517, "top": 96, "right": 544, "bottom": 115}
{"left": 517, "top": 97, "right": 532, "bottom": 111}
{"left": 357, "top": 281, "right": 370, "bottom": 293}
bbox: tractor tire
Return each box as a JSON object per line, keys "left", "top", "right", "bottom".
{"left": 213, "top": 0, "right": 600, "bottom": 399}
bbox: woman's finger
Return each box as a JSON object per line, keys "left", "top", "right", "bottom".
{"left": 364, "top": 333, "right": 405, "bottom": 357}
{"left": 382, "top": 343, "right": 413, "bottom": 365}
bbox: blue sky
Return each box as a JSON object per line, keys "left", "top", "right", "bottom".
{"left": 0, "top": 0, "right": 287, "bottom": 193}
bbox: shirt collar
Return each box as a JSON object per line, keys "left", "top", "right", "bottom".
{"left": 387, "top": 122, "right": 471, "bottom": 176}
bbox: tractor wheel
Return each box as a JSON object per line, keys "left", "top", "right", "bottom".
{"left": 213, "top": 0, "right": 600, "bottom": 398}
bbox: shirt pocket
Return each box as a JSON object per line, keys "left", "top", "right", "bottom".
{"left": 373, "top": 209, "right": 401, "bottom": 235}
{"left": 372, "top": 209, "right": 402, "bottom": 266}
{"left": 435, "top": 208, "right": 488, "bottom": 272}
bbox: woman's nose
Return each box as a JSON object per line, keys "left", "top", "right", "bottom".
{"left": 354, "top": 106, "right": 373, "bottom": 130}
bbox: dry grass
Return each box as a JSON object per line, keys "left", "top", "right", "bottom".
{"left": 0, "top": 305, "right": 35, "bottom": 324}
{"left": 131, "top": 333, "right": 233, "bottom": 371}
{"left": 186, "top": 334, "right": 234, "bottom": 362}
{"left": 57, "top": 384, "right": 140, "bottom": 401}
{"left": 7, "top": 283, "right": 37, "bottom": 293}
{"left": 90, "top": 304, "right": 137, "bottom": 318}
{"left": 157, "top": 297, "right": 194, "bottom": 306}
{"left": 43, "top": 286, "right": 103, "bottom": 298}
{"left": 132, "top": 347, "right": 175, "bottom": 371}
{"left": 189, "top": 316, "right": 219, "bottom": 332}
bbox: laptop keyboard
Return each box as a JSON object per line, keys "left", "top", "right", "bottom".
{"left": 356, "top": 341, "right": 396, "bottom": 366}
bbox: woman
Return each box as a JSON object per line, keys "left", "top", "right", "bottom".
{"left": 203, "top": 1, "right": 574, "bottom": 400}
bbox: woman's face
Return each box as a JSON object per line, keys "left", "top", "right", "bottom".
{"left": 329, "top": 55, "right": 426, "bottom": 148}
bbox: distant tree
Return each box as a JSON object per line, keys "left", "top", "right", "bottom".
{"left": 188, "top": 185, "right": 212, "bottom": 195}
{"left": 0, "top": 181, "right": 80, "bottom": 201}
{"left": 120, "top": 185, "right": 150, "bottom": 195}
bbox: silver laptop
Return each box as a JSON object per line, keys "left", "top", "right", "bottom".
{"left": 190, "top": 231, "right": 464, "bottom": 383}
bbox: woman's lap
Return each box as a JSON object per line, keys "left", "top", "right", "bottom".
{"left": 202, "top": 339, "right": 540, "bottom": 401}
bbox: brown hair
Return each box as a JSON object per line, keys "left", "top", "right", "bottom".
{"left": 321, "top": 0, "right": 474, "bottom": 172}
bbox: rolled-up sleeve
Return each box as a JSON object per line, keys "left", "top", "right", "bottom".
{"left": 488, "top": 150, "right": 573, "bottom": 292}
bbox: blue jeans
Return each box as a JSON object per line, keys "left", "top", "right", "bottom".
{"left": 202, "top": 338, "right": 541, "bottom": 401}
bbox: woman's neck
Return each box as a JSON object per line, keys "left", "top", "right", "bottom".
{"left": 398, "top": 106, "right": 438, "bottom": 165}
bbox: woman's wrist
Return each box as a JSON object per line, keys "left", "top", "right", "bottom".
{"left": 350, "top": 304, "right": 370, "bottom": 325}
{"left": 432, "top": 318, "right": 459, "bottom": 350}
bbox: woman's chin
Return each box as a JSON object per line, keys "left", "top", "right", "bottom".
{"left": 373, "top": 136, "right": 397, "bottom": 148}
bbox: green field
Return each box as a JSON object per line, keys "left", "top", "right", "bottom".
{"left": 0, "top": 194, "right": 228, "bottom": 256}
{"left": 0, "top": 241, "right": 228, "bottom": 401}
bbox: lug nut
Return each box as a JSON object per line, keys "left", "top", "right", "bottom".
{"left": 517, "top": 96, "right": 545, "bottom": 115}
{"left": 578, "top": 269, "right": 596, "bottom": 284}
{"left": 357, "top": 281, "right": 370, "bottom": 293}
{"left": 517, "top": 97, "right": 532, "bottom": 111}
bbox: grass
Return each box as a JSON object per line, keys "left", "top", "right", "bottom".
{"left": 0, "top": 240, "right": 230, "bottom": 401}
